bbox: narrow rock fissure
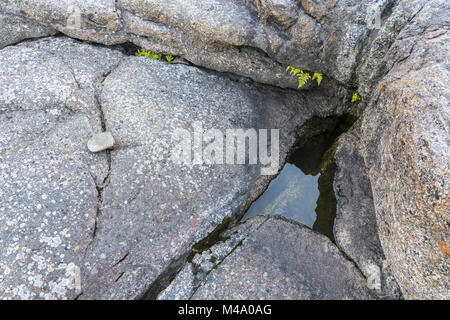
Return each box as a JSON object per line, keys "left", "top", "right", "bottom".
{"left": 142, "top": 114, "right": 370, "bottom": 300}
{"left": 187, "top": 216, "right": 272, "bottom": 300}
{"left": 83, "top": 60, "right": 122, "bottom": 252}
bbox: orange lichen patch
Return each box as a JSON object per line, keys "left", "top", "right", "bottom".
{"left": 389, "top": 193, "right": 393, "bottom": 199}
{"left": 434, "top": 225, "right": 438, "bottom": 230}
{"left": 411, "top": 235, "right": 415, "bottom": 240}
{"left": 388, "top": 140, "right": 391, "bottom": 147}
{"left": 401, "top": 80, "right": 408, "bottom": 86}
{"left": 378, "top": 84, "right": 383, "bottom": 91}
{"left": 398, "top": 141, "right": 403, "bottom": 147}
{"left": 439, "top": 241, "right": 450, "bottom": 255}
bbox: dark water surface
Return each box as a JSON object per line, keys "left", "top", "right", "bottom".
{"left": 242, "top": 115, "right": 355, "bottom": 241}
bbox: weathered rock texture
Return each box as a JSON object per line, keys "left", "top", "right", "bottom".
{"left": 0, "top": 37, "right": 122, "bottom": 299}
{"left": 160, "top": 216, "right": 374, "bottom": 300}
{"left": 0, "top": 0, "right": 448, "bottom": 300}
{"left": 0, "top": 12, "right": 56, "bottom": 49}
{"left": 334, "top": 0, "right": 449, "bottom": 299}
{"left": 0, "top": 0, "right": 397, "bottom": 89}
{"left": 359, "top": 1, "right": 449, "bottom": 298}
{"left": 334, "top": 122, "right": 402, "bottom": 299}
{"left": 0, "top": 37, "right": 349, "bottom": 299}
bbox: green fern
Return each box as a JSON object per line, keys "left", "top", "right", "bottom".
{"left": 351, "top": 92, "right": 362, "bottom": 103}
{"left": 135, "top": 49, "right": 177, "bottom": 64}
{"left": 136, "top": 49, "right": 162, "bottom": 61}
{"left": 312, "top": 73, "right": 323, "bottom": 86}
{"left": 286, "top": 66, "right": 323, "bottom": 88}
{"left": 136, "top": 49, "right": 162, "bottom": 60}
{"left": 165, "top": 55, "right": 174, "bottom": 63}
{"left": 286, "top": 66, "right": 311, "bottom": 88}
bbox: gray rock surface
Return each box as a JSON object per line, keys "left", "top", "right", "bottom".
{"left": 0, "top": 37, "right": 123, "bottom": 299}
{"left": 87, "top": 132, "right": 115, "bottom": 152}
{"left": 78, "top": 53, "right": 348, "bottom": 300}
{"left": 357, "top": 0, "right": 450, "bottom": 299}
{"left": 0, "top": 36, "right": 349, "bottom": 299}
{"left": 334, "top": 122, "right": 402, "bottom": 299}
{"left": 0, "top": 0, "right": 402, "bottom": 88}
{"left": 160, "top": 216, "right": 374, "bottom": 300}
{"left": 0, "top": 0, "right": 448, "bottom": 301}
{"left": 0, "top": 12, "right": 56, "bottom": 49}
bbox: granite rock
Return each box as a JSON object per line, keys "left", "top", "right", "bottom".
{"left": 160, "top": 216, "right": 375, "bottom": 300}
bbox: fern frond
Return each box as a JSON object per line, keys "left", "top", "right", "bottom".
{"left": 351, "top": 92, "right": 361, "bottom": 102}
{"left": 165, "top": 55, "right": 174, "bottom": 63}
{"left": 312, "top": 73, "right": 323, "bottom": 86}
{"left": 286, "top": 66, "right": 311, "bottom": 88}
{"left": 136, "top": 49, "right": 162, "bottom": 61}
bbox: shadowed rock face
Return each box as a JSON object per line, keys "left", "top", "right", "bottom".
{"left": 334, "top": 123, "right": 403, "bottom": 299}
{"left": 359, "top": 1, "right": 450, "bottom": 297}
{"left": 0, "top": 0, "right": 395, "bottom": 88}
{"left": 0, "top": 36, "right": 349, "bottom": 299}
{"left": 334, "top": 0, "right": 449, "bottom": 300}
{"left": 159, "top": 216, "right": 374, "bottom": 300}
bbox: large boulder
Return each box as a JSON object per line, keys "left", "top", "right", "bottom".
{"left": 0, "top": 12, "right": 56, "bottom": 49}
{"left": 0, "top": 37, "right": 348, "bottom": 299}
{"left": 159, "top": 216, "right": 374, "bottom": 300}
{"left": 334, "top": 122, "right": 403, "bottom": 299}
{"left": 0, "top": 0, "right": 397, "bottom": 88}
{"left": 331, "top": 0, "right": 449, "bottom": 300}
{"left": 355, "top": 0, "right": 449, "bottom": 299}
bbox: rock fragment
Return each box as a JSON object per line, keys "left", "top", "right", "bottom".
{"left": 87, "top": 132, "right": 115, "bottom": 152}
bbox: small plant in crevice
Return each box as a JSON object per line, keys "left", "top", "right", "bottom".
{"left": 165, "top": 55, "right": 174, "bottom": 63}
{"left": 286, "top": 66, "right": 323, "bottom": 89}
{"left": 312, "top": 72, "right": 323, "bottom": 86}
{"left": 135, "top": 49, "right": 175, "bottom": 64}
{"left": 351, "top": 92, "right": 362, "bottom": 103}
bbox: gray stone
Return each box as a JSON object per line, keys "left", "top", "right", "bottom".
{"left": 77, "top": 55, "right": 348, "bottom": 300}
{"left": 0, "top": 37, "right": 124, "bottom": 299}
{"left": 0, "top": 0, "right": 447, "bottom": 301}
{"left": 160, "top": 216, "right": 374, "bottom": 300}
{"left": 356, "top": 0, "right": 429, "bottom": 97}
{"left": 247, "top": 0, "right": 299, "bottom": 30}
{"left": 334, "top": 122, "right": 402, "bottom": 299}
{"left": 0, "top": 36, "right": 349, "bottom": 299}
{"left": 0, "top": 0, "right": 402, "bottom": 88}
{"left": 0, "top": 12, "right": 56, "bottom": 49}
{"left": 357, "top": 0, "right": 450, "bottom": 299}
{"left": 87, "top": 132, "right": 115, "bottom": 153}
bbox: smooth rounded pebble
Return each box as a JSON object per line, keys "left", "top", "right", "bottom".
{"left": 87, "top": 131, "right": 115, "bottom": 152}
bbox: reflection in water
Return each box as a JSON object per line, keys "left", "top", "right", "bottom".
{"left": 242, "top": 115, "right": 355, "bottom": 242}
{"left": 243, "top": 164, "right": 319, "bottom": 228}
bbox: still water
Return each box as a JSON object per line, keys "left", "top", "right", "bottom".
{"left": 242, "top": 115, "right": 355, "bottom": 241}
{"left": 243, "top": 164, "right": 320, "bottom": 228}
